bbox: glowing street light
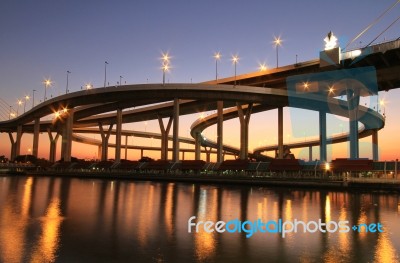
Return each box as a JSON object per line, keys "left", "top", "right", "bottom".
{"left": 231, "top": 55, "right": 239, "bottom": 86}
{"left": 273, "top": 36, "right": 282, "bottom": 68}
{"left": 214, "top": 52, "right": 221, "bottom": 82}
{"left": 303, "top": 82, "right": 309, "bottom": 90}
{"left": 16, "top": 99, "right": 22, "bottom": 116}
{"left": 66, "top": 70, "right": 71, "bottom": 94}
{"left": 23, "top": 95, "right": 30, "bottom": 113}
{"left": 328, "top": 86, "right": 335, "bottom": 95}
{"left": 380, "top": 99, "right": 386, "bottom": 115}
{"left": 161, "top": 52, "right": 171, "bottom": 86}
{"left": 162, "top": 64, "right": 170, "bottom": 85}
{"left": 325, "top": 162, "right": 330, "bottom": 171}
{"left": 162, "top": 52, "right": 170, "bottom": 63}
{"left": 85, "top": 83, "right": 93, "bottom": 90}
{"left": 259, "top": 63, "right": 267, "bottom": 71}
{"left": 43, "top": 79, "right": 52, "bottom": 101}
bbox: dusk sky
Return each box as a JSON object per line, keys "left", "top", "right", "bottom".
{"left": 0, "top": 0, "right": 399, "bottom": 161}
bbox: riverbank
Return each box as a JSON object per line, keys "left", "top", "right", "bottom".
{"left": 3, "top": 170, "right": 399, "bottom": 192}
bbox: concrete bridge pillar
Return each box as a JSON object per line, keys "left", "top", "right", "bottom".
{"left": 124, "top": 135, "right": 128, "bottom": 160}
{"left": 8, "top": 133, "right": 16, "bottom": 161}
{"left": 204, "top": 146, "right": 211, "bottom": 162}
{"left": 319, "top": 111, "right": 327, "bottom": 162}
{"left": 15, "top": 125, "right": 23, "bottom": 158}
{"left": 61, "top": 109, "right": 74, "bottom": 162}
{"left": 347, "top": 88, "right": 360, "bottom": 159}
{"left": 195, "top": 132, "right": 201, "bottom": 160}
{"left": 47, "top": 128, "right": 60, "bottom": 163}
{"left": 97, "top": 145, "right": 102, "bottom": 161}
{"left": 237, "top": 103, "right": 253, "bottom": 160}
{"left": 32, "top": 117, "right": 40, "bottom": 157}
{"left": 9, "top": 125, "right": 23, "bottom": 160}
{"left": 372, "top": 129, "right": 379, "bottom": 161}
{"left": 115, "top": 109, "right": 122, "bottom": 162}
{"left": 99, "top": 122, "right": 113, "bottom": 161}
{"left": 309, "top": 146, "right": 313, "bottom": 162}
{"left": 158, "top": 115, "right": 173, "bottom": 160}
{"left": 217, "top": 101, "right": 224, "bottom": 162}
{"left": 172, "top": 98, "right": 180, "bottom": 162}
{"left": 278, "top": 107, "right": 284, "bottom": 159}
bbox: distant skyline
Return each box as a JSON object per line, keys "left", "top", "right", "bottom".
{"left": 0, "top": 0, "right": 399, "bottom": 161}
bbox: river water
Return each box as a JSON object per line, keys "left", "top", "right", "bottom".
{"left": 0, "top": 175, "right": 399, "bottom": 262}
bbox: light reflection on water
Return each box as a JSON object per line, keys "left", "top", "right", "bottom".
{"left": 0, "top": 176, "right": 399, "bottom": 262}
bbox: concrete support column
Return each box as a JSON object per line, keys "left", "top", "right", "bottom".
{"left": 47, "top": 128, "right": 60, "bottom": 163}
{"left": 61, "top": 109, "right": 74, "bottom": 162}
{"left": 15, "top": 125, "right": 23, "bottom": 158}
{"left": 8, "top": 133, "right": 16, "bottom": 161}
{"left": 32, "top": 117, "right": 40, "bottom": 157}
{"left": 97, "top": 145, "right": 102, "bottom": 161}
{"left": 124, "top": 135, "right": 128, "bottom": 160}
{"left": 347, "top": 88, "right": 360, "bottom": 159}
{"left": 236, "top": 103, "right": 253, "bottom": 160}
{"left": 217, "top": 101, "right": 224, "bottom": 162}
{"left": 309, "top": 146, "right": 313, "bottom": 162}
{"left": 194, "top": 132, "right": 201, "bottom": 160}
{"left": 204, "top": 147, "right": 211, "bottom": 162}
{"left": 99, "top": 122, "right": 114, "bottom": 161}
{"left": 140, "top": 149, "right": 144, "bottom": 158}
{"left": 372, "top": 129, "right": 379, "bottom": 161}
{"left": 158, "top": 116, "right": 173, "bottom": 160}
{"left": 172, "top": 98, "right": 180, "bottom": 162}
{"left": 319, "top": 111, "right": 327, "bottom": 162}
{"left": 278, "top": 107, "right": 284, "bottom": 159}
{"left": 115, "top": 109, "right": 122, "bottom": 162}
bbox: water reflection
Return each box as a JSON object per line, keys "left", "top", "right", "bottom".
{"left": 30, "top": 198, "right": 63, "bottom": 263}
{"left": 0, "top": 177, "right": 33, "bottom": 263}
{"left": 374, "top": 229, "right": 399, "bottom": 262}
{"left": 0, "top": 176, "right": 399, "bottom": 262}
{"left": 194, "top": 187, "right": 218, "bottom": 262}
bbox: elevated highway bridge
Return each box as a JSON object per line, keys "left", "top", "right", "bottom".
{"left": 0, "top": 39, "right": 399, "bottom": 163}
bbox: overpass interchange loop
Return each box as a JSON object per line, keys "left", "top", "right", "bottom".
{"left": 0, "top": 39, "right": 399, "bottom": 164}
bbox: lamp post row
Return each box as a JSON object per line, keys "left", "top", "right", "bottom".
{"left": 10, "top": 36, "right": 283, "bottom": 116}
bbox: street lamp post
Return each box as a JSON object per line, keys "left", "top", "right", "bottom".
{"left": 119, "top": 76, "right": 123, "bottom": 86}
{"left": 214, "top": 52, "right": 221, "bottom": 82}
{"left": 231, "top": 55, "right": 239, "bottom": 86}
{"left": 43, "top": 79, "right": 51, "bottom": 101}
{"left": 23, "top": 95, "right": 29, "bottom": 113}
{"left": 66, "top": 70, "right": 71, "bottom": 94}
{"left": 380, "top": 99, "right": 386, "bottom": 116}
{"left": 32, "top": 89, "right": 36, "bottom": 108}
{"left": 273, "top": 36, "right": 282, "bottom": 68}
{"left": 17, "top": 100, "right": 22, "bottom": 116}
{"left": 161, "top": 52, "right": 170, "bottom": 86}
{"left": 104, "top": 61, "right": 109, "bottom": 88}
